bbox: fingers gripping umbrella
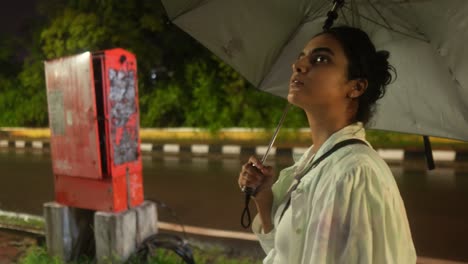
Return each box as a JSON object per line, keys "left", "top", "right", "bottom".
{"left": 162, "top": 0, "right": 468, "bottom": 142}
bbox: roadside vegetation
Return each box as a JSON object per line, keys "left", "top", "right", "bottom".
{"left": 20, "top": 245, "right": 261, "bottom": 264}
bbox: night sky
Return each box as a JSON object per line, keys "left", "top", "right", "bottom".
{"left": 0, "top": 0, "right": 37, "bottom": 35}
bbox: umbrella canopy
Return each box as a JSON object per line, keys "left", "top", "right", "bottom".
{"left": 161, "top": 0, "right": 468, "bottom": 142}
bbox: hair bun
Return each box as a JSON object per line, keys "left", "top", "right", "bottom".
{"left": 376, "top": 50, "right": 390, "bottom": 61}
{"left": 373, "top": 50, "right": 394, "bottom": 96}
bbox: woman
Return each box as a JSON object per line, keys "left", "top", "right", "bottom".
{"left": 238, "top": 26, "right": 416, "bottom": 263}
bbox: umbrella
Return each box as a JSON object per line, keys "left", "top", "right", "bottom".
{"left": 161, "top": 0, "right": 468, "bottom": 142}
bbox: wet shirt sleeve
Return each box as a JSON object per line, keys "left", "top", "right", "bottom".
{"left": 251, "top": 165, "right": 297, "bottom": 256}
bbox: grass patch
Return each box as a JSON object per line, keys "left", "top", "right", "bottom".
{"left": 20, "top": 247, "right": 69, "bottom": 264}
{"left": 0, "top": 214, "right": 44, "bottom": 230}
{"left": 139, "top": 129, "right": 468, "bottom": 150}
{"left": 19, "top": 246, "right": 261, "bottom": 264}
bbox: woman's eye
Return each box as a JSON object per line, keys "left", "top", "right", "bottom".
{"left": 311, "top": 55, "right": 329, "bottom": 64}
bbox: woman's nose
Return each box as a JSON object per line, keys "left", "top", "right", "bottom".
{"left": 292, "top": 60, "right": 307, "bottom": 73}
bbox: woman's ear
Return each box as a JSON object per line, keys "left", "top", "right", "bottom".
{"left": 348, "top": 79, "right": 368, "bottom": 98}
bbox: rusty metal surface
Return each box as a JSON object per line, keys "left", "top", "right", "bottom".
{"left": 44, "top": 52, "right": 103, "bottom": 179}
{"left": 44, "top": 49, "right": 143, "bottom": 211}
{"left": 104, "top": 49, "right": 141, "bottom": 167}
{"left": 54, "top": 170, "right": 143, "bottom": 212}
{"left": 102, "top": 49, "right": 144, "bottom": 208}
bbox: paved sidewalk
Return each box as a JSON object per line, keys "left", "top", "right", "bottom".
{"left": 0, "top": 230, "right": 36, "bottom": 264}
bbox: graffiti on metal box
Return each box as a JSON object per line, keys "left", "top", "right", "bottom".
{"left": 109, "top": 68, "right": 138, "bottom": 165}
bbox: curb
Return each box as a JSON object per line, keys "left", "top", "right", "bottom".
{"left": 0, "top": 209, "right": 255, "bottom": 242}
{"left": 1, "top": 139, "right": 468, "bottom": 163}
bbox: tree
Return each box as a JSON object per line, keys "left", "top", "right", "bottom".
{"left": 0, "top": 0, "right": 308, "bottom": 129}
{"left": 0, "top": 24, "right": 48, "bottom": 126}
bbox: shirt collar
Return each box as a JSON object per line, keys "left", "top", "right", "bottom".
{"left": 315, "top": 122, "right": 368, "bottom": 158}
{"left": 294, "top": 122, "right": 369, "bottom": 164}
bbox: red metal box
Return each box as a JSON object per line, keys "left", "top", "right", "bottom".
{"left": 44, "top": 48, "right": 144, "bottom": 212}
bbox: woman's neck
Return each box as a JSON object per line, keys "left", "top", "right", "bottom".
{"left": 305, "top": 110, "right": 354, "bottom": 153}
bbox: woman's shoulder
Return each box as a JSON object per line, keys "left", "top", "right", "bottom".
{"left": 335, "top": 142, "right": 386, "bottom": 168}
{"left": 328, "top": 143, "right": 395, "bottom": 185}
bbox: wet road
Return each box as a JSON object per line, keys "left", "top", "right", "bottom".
{"left": 1, "top": 149, "right": 468, "bottom": 261}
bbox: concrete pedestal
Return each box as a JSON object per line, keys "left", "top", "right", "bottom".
{"left": 44, "top": 201, "right": 158, "bottom": 263}
{"left": 94, "top": 201, "right": 158, "bottom": 263}
{"left": 43, "top": 202, "right": 95, "bottom": 262}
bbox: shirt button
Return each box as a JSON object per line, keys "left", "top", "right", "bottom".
{"left": 295, "top": 228, "right": 301, "bottom": 234}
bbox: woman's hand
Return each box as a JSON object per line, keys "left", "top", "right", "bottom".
{"left": 238, "top": 156, "right": 275, "bottom": 198}
{"left": 238, "top": 156, "right": 275, "bottom": 233}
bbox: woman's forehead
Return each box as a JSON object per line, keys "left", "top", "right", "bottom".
{"left": 304, "top": 34, "right": 343, "bottom": 55}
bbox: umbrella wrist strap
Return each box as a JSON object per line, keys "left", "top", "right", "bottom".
{"left": 241, "top": 194, "right": 252, "bottom": 228}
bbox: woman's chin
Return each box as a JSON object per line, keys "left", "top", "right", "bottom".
{"left": 287, "top": 92, "right": 307, "bottom": 110}
{"left": 287, "top": 92, "right": 300, "bottom": 105}
{"left": 287, "top": 87, "right": 300, "bottom": 99}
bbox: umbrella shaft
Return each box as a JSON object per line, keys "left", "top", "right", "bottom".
{"left": 260, "top": 103, "right": 291, "bottom": 164}
{"left": 331, "top": 0, "right": 345, "bottom": 13}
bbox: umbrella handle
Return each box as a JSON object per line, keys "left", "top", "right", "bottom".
{"left": 240, "top": 104, "right": 290, "bottom": 228}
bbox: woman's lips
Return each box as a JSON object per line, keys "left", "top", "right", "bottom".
{"left": 290, "top": 79, "right": 304, "bottom": 89}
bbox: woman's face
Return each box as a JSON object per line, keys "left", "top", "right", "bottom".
{"left": 288, "top": 34, "right": 356, "bottom": 111}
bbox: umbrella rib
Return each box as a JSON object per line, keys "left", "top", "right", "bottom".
{"left": 378, "top": 2, "right": 428, "bottom": 38}
{"left": 168, "top": 0, "right": 213, "bottom": 21}
{"left": 340, "top": 7, "right": 350, "bottom": 25}
{"left": 367, "top": 0, "right": 393, "bottom": 30}
{"left": 305, "top": 0, "right": 332, "bottom": 22}
{"left": 352, "top": 0, "right": 362, "bottom": 28}
{"left": 349, "top": 1, "right": 356, "bottom": 27}
{"left": 342, "top": 5, "right": 428, "bottom": 42}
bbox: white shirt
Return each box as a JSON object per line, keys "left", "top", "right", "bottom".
{"left": 252, "top": 122, "right": 417, "bottom": 264}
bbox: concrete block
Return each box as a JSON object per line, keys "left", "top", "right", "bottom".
{"left": 191, "top": 144, "right": 209, "bottom": 154}
{"left": 43, "top": 202, "right": 95, "bottom": 262}
{"left": 15, "top": 140, "right": 26, "bottom": 148}
{"left": 163, "top": 144, "right": 180, "bottom": 153}
{"left": 32, "top": 141, "right": 43, "bottom": 149}
{"left": 222, "top": 145, "right": 241, "bottom": 155}
{"left": 256, "top": 146, "right": 276, "bottom": 156}
{"left": 140, "top": 143, "right": 153, "bottom": 152}
{"left": 94, "top": 209, "right": 136, "bottom": 263}
{"left": 432, "top": 150, "right": 456, "bottom": 161}
{"left": 377, "top": 149, "right": 404, "bottom": 161}
{"left": 94, "top": 201, "right": 158, "bottom": 263}
{"left": 134, "top": 201, "right": 158, "bottom": 244}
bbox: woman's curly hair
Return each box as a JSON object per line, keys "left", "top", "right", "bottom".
{"left": 318, "top": 26, "right": 396, "bottom": 125}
